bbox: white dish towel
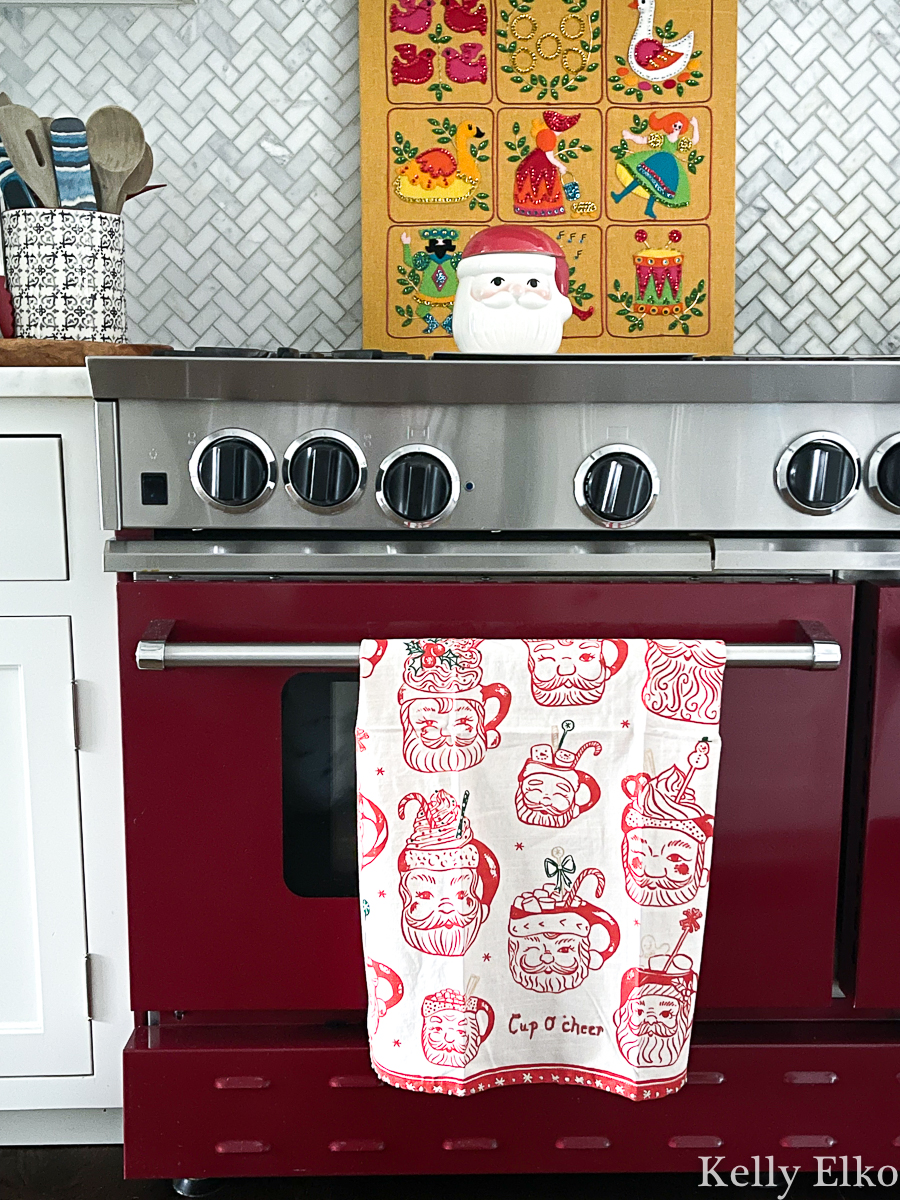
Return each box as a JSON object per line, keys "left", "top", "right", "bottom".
{"left": 356, "top": 637, "right": 725, "bottom": 1101}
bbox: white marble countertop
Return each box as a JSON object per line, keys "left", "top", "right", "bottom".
{"left": 0, "top": 367, "right": 92, "bottom": 398}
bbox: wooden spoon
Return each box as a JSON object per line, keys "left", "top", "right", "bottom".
{"left": 0, "top": 104, "right": 58, "bottom": 207}
{"left": 117, "top": 143, "right": 153, "bottom": 210}
{"left": 85, "top": 105, "right": 145, "bottom": 214}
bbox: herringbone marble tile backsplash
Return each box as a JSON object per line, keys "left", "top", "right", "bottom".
{"left": 0, "top": 0, "right": 892, "bottom": 352}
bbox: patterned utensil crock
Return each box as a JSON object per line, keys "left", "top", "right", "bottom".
{"left": 1, "top": 208, "right": 126, "bottom": 341}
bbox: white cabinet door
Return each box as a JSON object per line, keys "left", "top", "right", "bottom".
{"left": 0, "top": 438, "right": 67, "bottom": 581}
{"left": 0, "top": 617, "right": 91, "bottom": 1077}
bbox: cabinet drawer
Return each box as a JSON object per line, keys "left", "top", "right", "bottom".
{"left": 0, "top": 437, "right": 67, "bottom": 580}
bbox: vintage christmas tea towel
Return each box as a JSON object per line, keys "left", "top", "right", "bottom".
{"left": 356, "top": 637, "right": 725, "bottom": 1100}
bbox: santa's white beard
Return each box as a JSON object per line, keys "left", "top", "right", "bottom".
{"left": 642, "top": 641, "right": 724, "bottom": 724}
{"left": 402, "top": 911, "right": 480, "bottom": 956}
{"left": 614, "top": 1013, "right": 689, "bottom": 1068}
{"left": 453, "top": 287, "right": 571, "bottom": 355}
{"left": 529, "top": 676, "right": 610, "bottom": 708}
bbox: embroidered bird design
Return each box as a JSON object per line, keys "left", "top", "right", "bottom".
{"left": 442, "top": 42, "right": 487, "bottom": 83}
{"left": 391, "top": 43, "right": 437, "bottom": 86}
{"left": 394, "top": 120, "right": 484, "bottom": 202}
{"left": 441, "top": 0, "right": 488, "bottom": 35}
{"left": 389, "top": 0, "right": 435, "bottom": 35}
{"left": 627, "top": 0, "right": 694, "bottom": 82}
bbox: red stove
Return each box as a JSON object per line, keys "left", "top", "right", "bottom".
{"left": 89, "top": 353, "right": 900, "bottom": 1192}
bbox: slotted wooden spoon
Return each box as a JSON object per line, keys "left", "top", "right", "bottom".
{"left": 85, "top": 105, "right": 145, "bottom": 213}
{"left": 0, "top": 104, "right": 58, "bottom": 206}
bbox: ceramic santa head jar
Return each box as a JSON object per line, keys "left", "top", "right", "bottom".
{"left": 397, "top": 788, "right": 500, "bottom": 957}
{"left": 613, "top": 954, "right": 697, "bottom": 1068}
{"left": 420, "top": 986, "right": 495, "bottom": 1068}
{"left": 452, "top": 225, "right": 594, "bottom": 355}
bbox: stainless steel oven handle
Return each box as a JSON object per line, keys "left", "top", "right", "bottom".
{"left": 135, "top": 620, "right": 841, "bottom": 672}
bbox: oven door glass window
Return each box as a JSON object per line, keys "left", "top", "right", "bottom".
{"left": 282, "top": 673, "right": 359, "bottom": 897}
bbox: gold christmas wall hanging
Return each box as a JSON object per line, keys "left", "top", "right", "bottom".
{"left": 361, "top": 0, "right": 737, "bottom": 354}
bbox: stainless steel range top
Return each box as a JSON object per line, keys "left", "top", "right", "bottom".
{"left": 89, "top": 356, "right": 900, "bottom": 540}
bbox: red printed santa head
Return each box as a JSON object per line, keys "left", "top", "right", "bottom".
{"left": 398, "top": 789, "right": 499, "bottom": 957}
{"left": 398, "top": 639, "right": 510, "bottom": 774}
{"left": 523, "top": 638, "right": 629, "bottom": 708}
{"left": 515, "top": 723, "right": 602, "bottom": 828}
{"left": 642, "top": 640, "right": 726, "bottom": 724}
{"left": 452, "top": 226, "right": 593, "bottom": 356}
{"left": 507, "top": 867, "right": 620, "bottom": 993}
{"left": 420, "top": 985, "right": 495, "bottom": 1068}
{"left": 621, "top": 741, "right": 714, "bottom": 907}
{"left": 613, "top": 953, "right": 696, "bottom": 1068}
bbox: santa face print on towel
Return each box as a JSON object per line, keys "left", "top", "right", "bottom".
{"left": 621, "top": 740, "right": 714, "bottom": 907}
{"left": 398, "top": 639, "right": 511, "bottom": 773}
{"left": 523, "top": 638, "right": 629, "bottom": 707}
{"left": 397, "top": 788, "right": 500, "bottom": 957}
{"left": 514, "top": 721, "right": 602, "bottom": 828}
{"left": 507, "top": 867, "right": 620, "bottom": 993}
{"left": 421, "top": 986, "right": 495, "bottom": 1067}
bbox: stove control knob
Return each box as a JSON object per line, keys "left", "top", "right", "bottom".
{"left": 376, "top": 445, "right": 460, "bottom": 527}
{"left": 867, "top": 435, "right": 900, "bottom": 513}
{"left": 284, "top": 431, "right": 366, "bottom": 512}
{"left": 575, "top": 445, "right": 659, "bottom": 528}
{"left": 189, "top": 429, "right": 276, "bottom": 512}
{"left": 776, "top": 432, "right": 860, "bottom": 514}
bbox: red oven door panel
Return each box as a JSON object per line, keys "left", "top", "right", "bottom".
{"left": 117, "top": 580, "right": 853, "bottom": 1013}
{"left": 853, "top": 585, "right": 900, "bottom": 1008}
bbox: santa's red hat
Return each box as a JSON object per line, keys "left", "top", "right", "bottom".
{"left": 421, "top": 987, "right": 481, "bottom": 1017}
{"left": 619, "top": 954, "right": 696, "bottom": 1007}
{"left": 508, "top": 872, "right": 616, "bottom": 945}
{"left": 459, "top": 226, "right": 594, "bottom": 321}
{"left": 397, "top": 789, "right": 500, "bottom": 904}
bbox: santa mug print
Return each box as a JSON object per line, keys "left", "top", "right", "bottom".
{"left": 397, "top": 788, "right": 500, "bottom": 957}
{"left": 452, "top": 225, "right": 594, "bottom": 355}
{"left": 398, "top": 638, "right": 511, "bottom": 773}
{"left": 421, "top": 985, "right": 495, "bottom": 1068}
{"left": 524, "top": 637, "right": 629, "bottom": 707}
{"left": 508, "top": 867, "right": 620, "bottom": 994}
{"left": 514, "top": 720, "right": 603, "bottom": 828}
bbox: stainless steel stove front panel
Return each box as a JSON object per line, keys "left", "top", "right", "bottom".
{"left": 110, "top": 397, "right": 900, "bottom": 533}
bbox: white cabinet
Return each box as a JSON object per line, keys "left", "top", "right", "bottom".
{"left": 0, "top": 617, "right": 90, "bottom": 1077}
{"left": 0, "top": 370, "right": 127, "bottom": 1142}
{"left": 0, "top": 438, "right": 67, "bottom": 581}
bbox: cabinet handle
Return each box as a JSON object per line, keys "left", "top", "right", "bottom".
{"left": 136, "top": 620, "right": 841, "bottom": 672}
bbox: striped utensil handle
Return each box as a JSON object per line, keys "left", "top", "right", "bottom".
{"left": 0, "top": 138, "right": 35, "bottom": 209}
{"left": 50, "top": 117, "right": 96, "bottom": 210}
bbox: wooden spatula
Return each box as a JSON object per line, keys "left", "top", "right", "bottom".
{"left": 0, "top": 104, "right": 58, "bottom": 207}
{"left": 117, "top": 143, "right": 153, "bottom": 210}
{"left": 85, "top": 105, "right": 145, "bottom": 214}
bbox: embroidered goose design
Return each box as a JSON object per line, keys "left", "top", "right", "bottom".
{"left": 393, "top": 121, "right": 484, "bottom": 203}
{"left": 627, "top": 0, "right": 694, "bottom": 82}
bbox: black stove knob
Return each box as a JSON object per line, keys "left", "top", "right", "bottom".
{"left": 576, "top": 447, "right": 658, "bottom": 527}
{"left": 377, "top": 448, "right": 458, "bottom": 526}
{"left": 285, "top": 435, "right": 364, "bottom": 510}
{"left": 870, "top": 437, "right": 900, "bottom": 512}
{"left": 191, "top": 431, "right": 275, "bottom": 510}
{"left": 777, "top": 434, "right": 859, "bottom": 513}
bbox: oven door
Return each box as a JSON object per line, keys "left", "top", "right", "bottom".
{"left": 117, "top": 579, "right": 853, "bottom": 1015}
